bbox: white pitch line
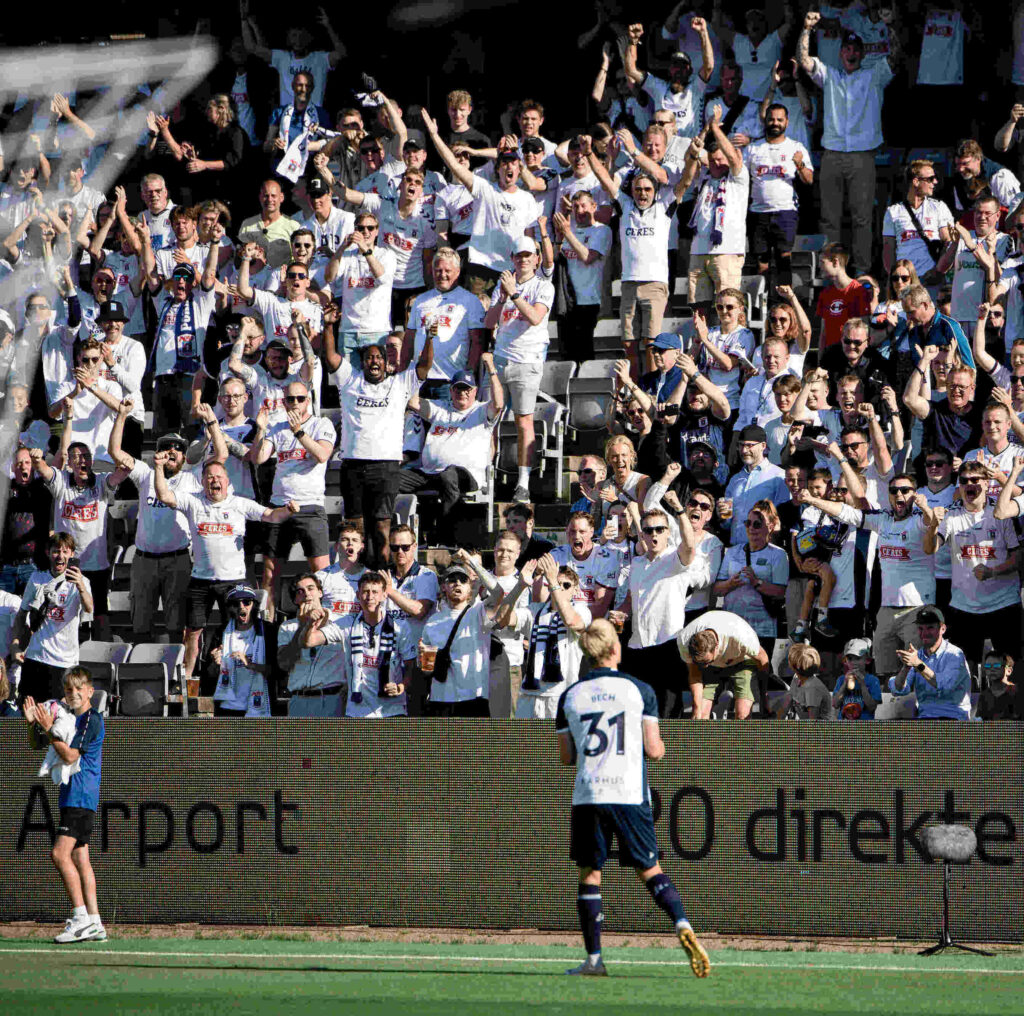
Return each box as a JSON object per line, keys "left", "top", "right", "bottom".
{"left": 0, "top": 946, "right": 1021, "bottom": 976}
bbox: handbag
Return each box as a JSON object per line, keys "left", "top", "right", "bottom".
{"left": 900, "top": 199, "right": 946, "bottom": 264}
{"left": 431, "top": 604, "right": 472, "bottom": 684}
{"left": 746, "top": 545, "right": 785, "bottom": 620}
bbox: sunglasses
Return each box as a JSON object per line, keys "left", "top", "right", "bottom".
{"left": 157, "top": 442, "right": 187, "bottom": 453}
{"left": 687, "top": 498, "right": 713, "bottom": 511}
{"left": 341, "top": 122, "right": 361, "bottom": 130}
{"left": 715, "top": 303, "right": 739, "bottom": 311}
{"left": 389, "top": 543, "right": 413, "bottom": 551}
{"left": 892, "top": 273, "right": 911, "bottom": 281}
{"left": 81, "top": 356, "right": 102, "bottom": 365}
{"left": 834, "top": 487, "right": 850, "bottom": 495}
{"left": 355, "top": 225, "right": 377, "bottom": 232}
{"left": 641, "top": 525, "right": 668, "bottom": 534}
{"left": 283, "top": 395, "right": 307, "bottom": 404}
{"left": 744, "top": 519, "right": 765, "bottom": 529}
{"left": 558, "top": 581, "right": 575, "bottom": 590}
{"left": 841, "top": 441, "right": 865, "bottom": 452}
{"left": 843, "top": 339, "right": 866, "bottom": 347}
{"left": 925, "top": 459, "right": 948, "bottom": 467}
{"left": 889, "top": 486, "right": 915, "bottom": 494}
{"left": 768, "top": 314, "right": 789, "bottom": 323}
{"left": 445, "top": 575, "right": 469, "bottom": 584}
{"left": 916, "top": 175, "right": 937, "bottom": 182}
{"left": 1012, "top": 377, "right": 1024, "bottom": 385}
{"left": 286, "top": 272, "right": 308, "bottom": 280}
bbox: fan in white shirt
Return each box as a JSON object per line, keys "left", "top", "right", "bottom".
{"left": 138, "top": 174, "right": 175, "bottom": 252}
{"left": 882, "top": 160, "right": 954, "bottom": 281}
{"left": 317, "top": 524, "right": 367, "bottom": 619}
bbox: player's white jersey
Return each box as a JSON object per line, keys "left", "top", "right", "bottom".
{"left": 556, "top": 669, "right": 659, "bottom": 806}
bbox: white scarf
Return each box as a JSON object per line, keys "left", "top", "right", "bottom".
{"left": 216, "top": 620, "right": 269, "bottom": 716}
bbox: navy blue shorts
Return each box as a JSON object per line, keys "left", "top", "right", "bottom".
{"left": 570, "top": 802, "right": 659, "bottom": 870}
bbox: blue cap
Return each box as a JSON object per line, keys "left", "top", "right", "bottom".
{"left": 652, "top": 332, "right": 682, "bottom": 350}
{"left": 450, "top": 370, "right": 478, "bottom": 389}
{"left": 227, "top": 584, "right": 259, "bottom": 602}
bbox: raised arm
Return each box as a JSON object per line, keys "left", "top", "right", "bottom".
{"left": 152, "top": 452, "right": 178, "bottom": 509}
{"left": 797, "top": 10, "right": 819, "bottom": 75}
{"left": 107, "top": 397, "right": 137, "bottom": 471}
{"left": 996, "top": 105, "right": 1024, "bottom": 154}
{"left": 775, "top": 284, "right": 812, "bottom": 352}
{"left": 592, "top": 41, "right": 614, "bottom": 103}
{"left": 240, "top": 1, "right": 272, "bottom": 62}
{"left": 972, "top": 303, "right": 998, "bottom": 375}
{"left": 622, "top": 24, "right": 647, "bottom": 86}
{"left": 580, "top": 134, "right": 620, "bottom": 201}
{"left": 614, "top": 129, "right": 668, "bottom": 185}
{"left": 994, "top": 456, "right": 1024, "bottom": 520}
{"left": 692, "top": 15, "right": 714, "bottom": 82}
{"left": 421, "top": 111, "right": 475, "bottom": 191}
{"left": 483, "top": 351, "right": 505, "bottom": 419}
{"left": 902, "top": 343, "right": 937, "bottom": 420}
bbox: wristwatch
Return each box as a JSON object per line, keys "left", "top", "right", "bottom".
{"left": 293, "top": 428, "right": 306, "bottom": 440}
{"left": 915, "top": 662, "right": 927, "bottom": 673}
{"left": 510, "top": 292, "right": 522, "bottom": 301}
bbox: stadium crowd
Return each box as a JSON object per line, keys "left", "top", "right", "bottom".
{"left": 3, "top": 1, "right": 1024, "bottom": 723}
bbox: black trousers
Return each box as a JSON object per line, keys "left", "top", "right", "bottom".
{"left": 425, "top": 696, "right": 490, "bottom": 717}
{"left": 624, "top": 639, "right": 685, "bottom": 718}
{"left": 397, "top": 466, "right": 477, "bottom": 543}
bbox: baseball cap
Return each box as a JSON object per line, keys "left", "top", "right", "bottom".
{"left": 651, "top": 332, "right": 682, "bottom": 350}
{"left": 916, "top": 605, "right": 945, "bottom": 626}
{"left": 497, "top": 149, "right": 520, "bottom": 162}
{"left": 521, "top": 137, "right": 545, "bottom": 155}
{"left": 97, "top": 299, "right": 129, "bottom": 323}
{"left": 738, "top": 424, "right": 768, "bottom": 444}
{"left": 513, "top": 236, "right": 538, "bottom": 255}
{"left": 843, "top": 638, "right": 872, "bottom": 659}
{"left": 450, "top": 370, "right": 478, "bottom": 389}
{"left": 403, "top": 130, "right": 426, "bottom": 150}
{"left": 841, "top": 31, "right": 864, "bottom": 49}
{"left": 307, "top": 176, "right": 330, "bottom": 197}
{"left": 156, "top": 432, "right": 189, "bottom": 453}
{"left": 442, "top": 564, "right": 471, "bottom": 582}
{"left": 171, "top": 263, "right": 197, "bottom": 283}
{"left": 670, "top": 51, "right": 692, "bottom": 65}
{"left": 227, "top": 584, "right": 259, "bottom": 602}
{"left": 265, "top": 338, "right": 291, "bottom": 353}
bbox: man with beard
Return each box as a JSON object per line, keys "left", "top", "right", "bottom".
{"left": 798, "top": 471, "right": 940, "bottom": 682}
{"left": 624, "top": 19, "right": 714, "bottom": 138}
{"left": 0, "top": 447, "right": 52, "bottom": 595}
{"left": 327, "top": 330, "right": 433, "bottom": 568}
{"left": 745, "top": 104, "right": 813, "bottom": 286}
{"left": 108, "top": 398, "right": 206, "bottom": 645}
{"left": 721, "top": 425, "right": 789, "bottom": 546}
{"left": 701, "top": 62, "right": 763, "bottom": 149}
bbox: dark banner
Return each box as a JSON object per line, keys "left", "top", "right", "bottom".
{"left": 2, "top": 722, "right": 1021, "bottom": 940}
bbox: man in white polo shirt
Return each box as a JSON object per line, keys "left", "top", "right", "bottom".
{"left": 154, "top": 456, "right": 300, "bottom": 679}
{"left": 400, "top": 360, "right": 503, "bottom": 544}
{"left": 609, "top": 505, "right": 697, "bottom": 717}
{"left": 798, "top": 12, "right": 900, "bottom": 274}
{"left": 248, "top": 380, "right": 336, "bottom": 620}
{"left": 882, "top": 159, "right": 954, "bottom": 281}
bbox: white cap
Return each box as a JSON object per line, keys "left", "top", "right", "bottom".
{"left": 843, "top": 638, "right": 871, "bottom": 658}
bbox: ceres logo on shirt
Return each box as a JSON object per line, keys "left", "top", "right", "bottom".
{"left": 63, "top": 502, "right": 99, "bottom": 522}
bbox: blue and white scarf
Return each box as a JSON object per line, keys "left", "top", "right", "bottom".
{"left": 348, "top": 611, "right": 397, "bottom": 702}
{"left": 690, "top": 172, "right": 729, "bottom": 248}
{"left": 523, "top": 607, "right": 565, "bottom": 691}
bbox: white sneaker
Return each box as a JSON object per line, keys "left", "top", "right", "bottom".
{"left": 80, "top": 920, "right": 107, "bottom": 942}
{"left": 54, "top": 916, "right": 94, "bottom": 944}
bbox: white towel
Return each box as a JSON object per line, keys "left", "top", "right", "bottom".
{"left": 36, "top": 702, "right": 80, "bottom": 786}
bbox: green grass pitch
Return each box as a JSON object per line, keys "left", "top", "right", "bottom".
{"left": 2, "top": 937, "right": 1023, "bottom": 1015}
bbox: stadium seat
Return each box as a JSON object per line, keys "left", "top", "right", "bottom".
{"left": 394, "top": 494, "right": 419, "bottom": 543}
{"left": 117, "top": 663, "right": 168, "bottom": 717}
{"left": 792, "top": 234, "right": 826, "bottom": 285}
{"left": 79, "top": 641, "right": 131, "bottom": 708}
{"left": 593, "top": 318, "right": 621, "bottom": 338}
{"left": 540, "top": 360, "right": 576, "bottom": 407}
{"left": 741, "top": 275, "right": 767, "bottom": 338}
{"left": 495, "top": 400, "right": 567, "bottom": 498}
{"left": 90, "top": 689, "right": 109, "bottom": 716}
{"left": 568, "top": 360, "right": 618, "bottom": 436}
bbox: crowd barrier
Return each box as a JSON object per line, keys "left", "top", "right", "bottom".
{"left": 3, "top": 722, "right": 1021, "bottom": 940}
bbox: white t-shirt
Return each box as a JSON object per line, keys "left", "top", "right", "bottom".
{"left": 360, "top": 193, "right": 438, "bottom": 290}
{"left": 642, "top": 73, "right": 708, "bottom": 136}
{"left": 269, "top": 49, "right": 332, "bottom": 107}
{"left": 492, "top": 274, "right": 554, "bottom": 363}
{"left": 300, "top": 207, "right": 355, "bottom": 259}
{"left": 385, "top": 564, "right": 439, "bottom": 646}
{"left": 332, "top": 359, "right": 414, "bottom": 462}
{"left": 522, "top": 602, "right": 591, "bottom": 699}
{"left": 951, "top": 232, "right": 1013, "bottom": 323}
{"left": 266, "top": 414, "right": 335, "bottom": 506}
{"left": 49, "top": 378, "right": 125, "bottom": 468}
{"left": 690, "top": 166, "right": 750, "bottom": 255}
{"left": 627, "top": 548, "right": 693, "bottom": 648}
{"left": 685, "top": 530, "right": 724, "bottom": 611}
{"left": 918, "top": 482, "right": 955, "bottom": 580}
{"left": 408, "top": 286, "right": 486, "bottom": 381}
{"left": 435, "top": 182, "right": 475, "bottom": 238}
{"left": 733, "top": 31, "right": 783, "bottom": 100}
{"left": 278, "top": 612, "right": 348, "bottom": 692}
{"left": 702, "top": 325, "right": 755, "bottom": 408}
{"left": 678, "top": 608, "right": 761, "bottom": 666}
{"left": 561, "top": 223, "right": 612, "bottom": 307}
{"left": 154, "top": 243, "right": 211, "bottom": 283}
{"left": 141, "top": 203, "right": 176, "bottom": 253}
{"left": 175, "top": 492, "right": 267, "bottom": 581}
{"left": 838, "top": 505, "right": 935, "bottom": 606}
{"left": 616, "top": 192, "right": 676, "bottom": 284}
{"left": 939, "top": 505, "right": 1021, "bottom": 613}
{"left": 215, "top": 623, "right": 270, "bottom": 716}
{"left": 422, "top": 599, "right": 492, "bottom": 703}
{"left": 97, "top": 336, "right": 146, "bottom": 423}
{"left": 46, "top": 470, "right": 114, "bottom": 572}
{"left": 918, "top": 10, "right": 965, "bottom": 86}
{"left": 152, "top": 287, "right": 218, "bottom": 377}
{"left": 249, "top": 287, "right": 323, "bottom": 345}
{"left": 129, "top": 461, "right": 201, "bottom": 554}
{"left": 242, "top": 358, "right": 323, "bottom": 425}
{"left": 550, "top": 543, "right": 617, "bottom": 611}
{"left": 22, "top": 568, "right": 89, "bottom": 667}
{"left": 466, "top": 176, "right": 539, "bottom": 272}
{"left": 321, "top": 613, "right": 416, "bottom": 718}
{"left": 317, "top": 563, "right": 365, "bottom": 618}
{"left": 881, "top": 198, "right": 954, "bottom": 278}
{"left": 330, "top": 247, "right": 396, "bottom": 332}
{"left": 745, "top": 138, "right": 811, "bottom": 213}
{"left": 419, "top": 401, "right": 495, "bottom": 490}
